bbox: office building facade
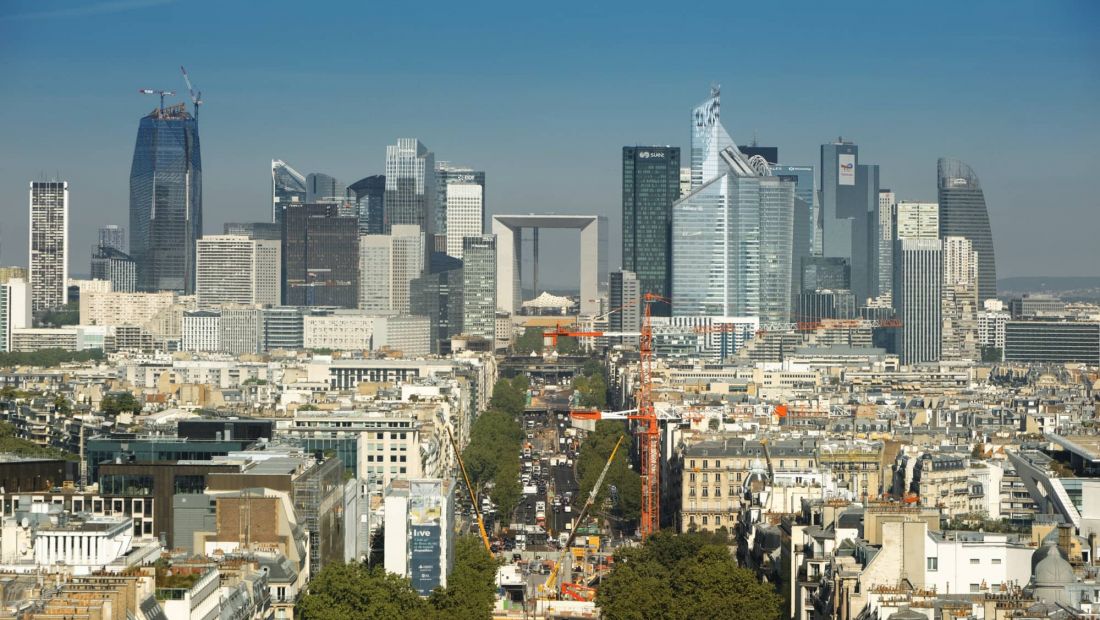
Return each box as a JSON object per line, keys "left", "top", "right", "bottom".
{"left": 444, "top": 183, "right": 484, "bottom": 260}
{"left": 938, "top": 157, "right": 996, "bottom": 303}
{"left": 195, "top": 235, "right": 281, "bottom": 308}
{"left": 97, "top": 225, "right": 126, "bottom": 253}
{"left": 410, "top": 253, "right": 464, "bottom": 354}
{"left": 282, "top": 204, "right": 360, "bottom": 307}
{"left": 271, "top": 159, "right": 307, "bottom": 224}
{"left": 874, "top": 190, "right": 896, "bottom": 300}
{"left": 771, "top": 164, "right": 816, "bottom": 296}
{"left": 384, "top": 139, "right": 435, "bottom": 236}
{"left": 819, "top": 140, "right": 879, "bottom": 305}
{"left": 0, "top": 279, "right": 31, "bottom": 352}
{"left": 359, "top": 225, "right": 425, "bottom": 314}
{"left": 1004, "top": 321, "right": 1100, "bottom": 365}
{"left": 941, "top": 236, "right": 980, "bottom": 361}
{"left": 893, "top": 238, "right": 943, "bottom": 365}
{"left": 622, "top": 146, "right": 679, "bottom": 313}
{"left": 223, "top": 221, "right": 281, "bottom": 240}
{"left": 436, "top": 163, "right": 485, "bottom": 239}
{"left": 130, "top": 104, "right": 202, "bottom": 294}
{"left": 896, "top": 202, "right": 939, "bottom": 240}
{"left": 689, "top": 86, "right": 735, "bottom": 190}
{"left": 462, "top": 235, "right": 496, "bottom": 340}
{"left": 29, "top": 181, "right": 69, "bottom": 313}
{"left": 306, "top": 172, "right": 345, "bottom": 204}
{"left": 608, "top": 270, "right": 641, "bottom": 345}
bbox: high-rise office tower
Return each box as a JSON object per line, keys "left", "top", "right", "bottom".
{"left": 819, "top": 140, "right": 879, "bottom": 305}
{"left": 0, "top": 278, "right": 31, "bottom": 352}
{"left": 462, "top": 235, "right": 496, "bottom": 340}
{"left": 90, "top": 246, "right": 137, "bottom": 293}
{"left": 359, "top": 225, "right": 425, "bottom": 314}
{"left": 410, "top": 252, "right": 464, "bottom": 354}
{"left": 800, "top": 257, "right": 851, "bottom": 293}
{"left": 896, "top": 202, "right": 939, "bottom": 239}
{"left": 893, "top": 237, "right": 943, "bottom": 365}
{"left": 348, "top": 175, "right": 386, "bottom": 236}
{"left": 874, "top": 190, "right": 896, "bottom": 300}
{"left": 223, "top": 222, "right": 282, "bottom": 240}
{"left": 771, "top": 164, "right": 815, "bottom": 299}
{"left": 195, "top": 235, "right": 281, "bottom": 308}
{"left": 29, "top": 181, "right": 69, "bottom": 313}
{"left": 272, "top": 160, "right": 307, "bottom": 224}
{"left": 608, "top": 270, "right": 641, "bottom": 345}
{"left": 622, "top": 146, "right": 680, "bottom": 314}
{"left": 130, "top": 103, "right": 202, "bottom": 294}
{"left": 941, "top": 235, "right": 980, "bottom": 360}
{"left": 306, "top": 172, "right": 346, "bottom": 204}
{"left": 436, "top": 163, "right": 485, "bottom": 238}
{"left": 384, "top": 139, "right": 436, "bottom": 236}
{"left": 97, "top": 225, "right": 126, "bottom": 253}
{"left": 689, "top": 86, "right": 736, "bottom": 190}
{"left": 281, "top": 204, "right": 359, "bottom": 307}
{"left": 673, "top": 148, "right": 795, "bottom": 323}
{"left": 444, "top": 183, "right": 485, "bottom": 260}
{"left": 938, "top": 157, "right": 996, "bottom": 303}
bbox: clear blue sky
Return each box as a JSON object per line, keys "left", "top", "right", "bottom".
{"left": 1, "top": 0, "right": 1097, "bottom": 286}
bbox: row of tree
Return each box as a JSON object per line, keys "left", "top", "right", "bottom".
{"left": 575, "top": 420, "right": 641, "bottom": 527}
{"left": 298, "top": 537, "right": 499, "bottom": 620}
{"left": 597, "top": 531, "right": 782, "bottom": 620}
{"left": 0, "top": 348, "right": 104, "bottom": 369}
{"left": 461, "top": 376, "right": 528, "bottom": 522}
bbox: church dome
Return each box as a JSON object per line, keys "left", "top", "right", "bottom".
{"left": 1031, "top": 541, "right": 1075, "bottom": 587}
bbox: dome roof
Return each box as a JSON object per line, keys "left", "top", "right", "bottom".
{"left": 1032, "top": 541, "right": 1075, "bottom": 586}
{"left": 887, "top": 610, "right": 926, "bottom": 620}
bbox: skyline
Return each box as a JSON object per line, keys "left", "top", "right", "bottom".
{"left": 2, "top": 1, "right": 1099, "bottom": 287}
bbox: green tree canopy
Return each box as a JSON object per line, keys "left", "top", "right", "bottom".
{"left": 100, "top": 392, "right": 142, "bottom": 416}
{"left": 597, "top": 531, "right": 781, "bottom": 620}
{"left": 297, "top": 563, "right": 428, "bottom": 620}
{"left": 428, "top": 537, "right": 499, "bottom": 619}
{"left": 513, "top": 327, "right": 545, "bottom": 355}
{"left": 0, "top": 349, "right": 104, "bottom": 368}
{"left": 576, "top": 421, "right": 639, "bottom": 526}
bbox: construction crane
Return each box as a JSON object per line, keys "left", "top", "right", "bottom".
{"left": 446, "top": 428, "right": 493, "bottom": 555}
{"left": 179, "top": 66, "right": 202, "bottom": 119}
{"left": 138, "top": 88, "right": 175, "bottom": 113}
{"left": 541, "top": 434, "right": 625, "bottom": 599}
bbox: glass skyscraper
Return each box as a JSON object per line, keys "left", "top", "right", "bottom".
{"left": 281, "top": 204, "right": 359, "bottom": 307}
{"left": 771, "top": 164, "right": 815, "bottom": 297}
{"left": 672, "top": 149, "right": 795, "bottom": 323}
{"left": 462, "top": 235, "right": 496, "bottom": 341}
{"left": 938, "top": 157, "right": 996, "bottom": 303}
{"left": 622, "top": 146, "right": 680, "bottom": 314}
{"left": 130, "top": 104, "right": 202, "bottom": 294}
{"left": 690, "top": 86, "right": 736, "bottom": 190}
{"left": 348, "top": 175, "right": 386, "bottom": 235}
{"left": 384, "top": 138, "right": 435, "bottom": 235}
{"left": 272, "top": 160, "right": 307, "bottom": 224}
{"left": 819, "top": 140, "right": 879, "bottom": 305}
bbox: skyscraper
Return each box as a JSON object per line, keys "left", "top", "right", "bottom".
{"left": 384, "top": 139, "right": 435, "bottom": 236}
{"left": 130, "top": 103, "right": 201, "bottom": 294}
{"left": 195, "top": 235, "right": 281, "bottom": 308}
{"left": 673, "top": 148, "right": 795, "bottom": 323}
{"left": 436, "top": 163, "right": 485, "bottom": 240}
{"left": 941, "top": 235, "right": 980, "bottom": 360}
{"left": 0, "top": 278, "right": 31, "bottom": 352}
{"left": 281, "top": 204, "right": 359, "bottom": 307}
{"left": 622, "top": 146, "right": 679, "bottom": 314}
{"left": 359, "top": 225, "right": 425, "bottom": 314}
{"left": 873, "top": 190, "right": 896, "bottom": 300}
{"left": 462, "top": 235, "right": 496, "bottom": 341}
{"left": 305, "top": 172, "right": 346, "bottom": 204}
{"left": 896, "top": 202, "right": 939, "bottom": 239}
{"left": 819, "top": 140, "right": 879, "bottom": 305}
{"left": 348, "top": 175, "right": 385, "bottom": 236}
{"left": 689, "top": 86, "right": 736, "bottom": 190}
{"left": 938, "top": 157, "right": 996, "bottom": 303}
{"left": 771, "top": 164, "right": 815, "bottom": 297}
{"left": 29, "top": 181, "right": 69, "bottom": 313}
{"left": 97, "top": 225, "right": 126, "bottom": 253}
{"left": 410, "top": 252, "right": 464, "bottom": 354}
{"left": 893, "top": 237, "right": 943, "bottom": 365}
{"left": 608, "top": 270, "right": 640, "bottom": 345}
{"left": 272, "top": 160, "right": 307, "bottom": 224}
{"left": 90, "top": 246, "right": 137, "bottom": 293}
{"left": 223, "top": 222, "right": 282, "bottom": 240}
{"left": 444, "top": 183, "right": 484, "bottom": 260}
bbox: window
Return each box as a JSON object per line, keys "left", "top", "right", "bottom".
{"left": 703, "top": 460, "right": 708, "bottom": 469}
{"left": 714, "top": 515, "right": 721, "bottom": 526}
{"left": 715, "top": 460, "right": 721, "bottom": 469}
{"left": 714, "top": 473, "right": 721, "bottom": 482}
{"left": 992, "top": 558, "right": 1002, "bottom": 564}
{"left": 969, "top": 583, "right": 980, "bottom": 593}
{"left": 689, "top": 473, "right": 696, "bottom": 483}
{"left": 702, "top": 516, "right": 708, "bottom": 526}
{"left": 927, "top": 557, "right": 938, "bottom": 571}
{"left": 702, "top": 488, "right": 708, "bottom": 497}
{"left": 969, "top": 558, "right": 980, "bottom": 565}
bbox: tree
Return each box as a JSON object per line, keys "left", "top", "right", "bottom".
{"left": 53, "top": 395, "right": 71, "bottom": 415}
{"left": 101, "top": 392, "right": 141, "bottom": 416}
{"left": 576, "top": 421, "right": 639, "bottom": 525}
{"left": 513, "top": 327, "right": 544, "bottom": 355}
{"left": 428, "top": 537, "right": 498, "bottom": 619}
{"left": 597, "top": 531, "right": 781, "bottom": 620}
{"left": 0, "top": 349, "right": 104, "bottom": 368}
{"left": 556, "top": 335, "right": 580, "bottom": 355}
{"left": 297, "top": 562, "right": 428, "bottom": 620}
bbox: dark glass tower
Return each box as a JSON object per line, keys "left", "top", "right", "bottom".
{"left": 410, "top": 252, "right": 464, "bottom": 354}
{"left": 348, "top": 175, "right": 386, "bottom": 235}
{"left": 130, "top": 104, "right": 202, "bottom": 294}
{"left": 622, "top": 146, "right": 680, "bottom": 315}
{"left": 938, "top": 158, "right": 996, "bottom": 303}
{"left": 281, "top": 204, "right": 359, "bottom": 307}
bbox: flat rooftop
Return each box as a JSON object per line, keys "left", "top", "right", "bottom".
{"left": 1049, "top": 434, "right": 1100, "bottom": 463}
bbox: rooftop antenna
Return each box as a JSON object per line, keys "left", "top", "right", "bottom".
{"left": 138, "top": 88, "right": 175, "bottom": 114}
{"left": 180, "top": 65, "right": 202, "bottom": 120}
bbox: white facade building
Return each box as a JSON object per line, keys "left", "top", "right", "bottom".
{"left": 444, "top": 183, "right": 484, "bottom": 259}
{"left": 0, "top": 278, "right": 31, "bottom": 352}
{"left": 196, "top": 235, "right": 280, "bottom": 308}
{"left": 359, "top": 225, "right": 424, "bottom": 314}
{"left": 182, "top": 310, "right": 221, "bottom": 352}
{"left": 896, "top": 201, "right": 939, "bottom": 240}
{"left": 29, "top": 181, "right": 69, "bottom": 313}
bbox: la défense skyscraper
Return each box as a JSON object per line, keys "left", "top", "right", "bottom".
{"left": 938, "top": 157, "right": 996, "bottom": 304}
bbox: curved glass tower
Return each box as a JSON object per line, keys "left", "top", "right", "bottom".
{"left": 130, "top": 104, "right": 202, "bottom": 294}
{"left": 937, "top": 158, "right": 996, "bottom": 303}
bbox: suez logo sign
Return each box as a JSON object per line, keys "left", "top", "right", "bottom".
{"left": 637, "top": 151, "right": 666, "bottom": 159}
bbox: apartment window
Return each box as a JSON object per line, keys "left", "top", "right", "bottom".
{"left": 729, "top": 486, "right": 736, "bottom": 497}
{"left": 702, "top": 488, "right": 708, "bottom": 497}
{"left": 714, "top": 487, "right": 721, "bottom": 497}
{"left": 715, "top": 460, "right": 720, "bottom": 469}
{"left": 689, "top": 488, "right": 695, "bottom": 497}
{"left": 992, "top": 558, "right": 1002, "bottom": 565}
{"left": 690, "top": 460, "right": 696, "bottom": 468}
{"left": 714, "top": 515, "right": 721, "bottom": 526}
{"left": 969, "top": 583, "right": 980, "bottom": 593}
{"left": 969, "top": 558, "right": 980, "bottom": 564}
{"left": 689, "top": 516, "right": 695, "bottom": 525}
{"left": 927, "top": 557, "right": 938, "bottom": 571}
{"left": 689, "top": 473, "right": 696, "bottom": 483}
{"left": 714, "top": 473, "right": 721, "bottom": 482}
{"left": 703, "top": 460, "right": 708, "bottom": 469}
{"left": 702, "top": 516, "right": 708, "bottom": 526}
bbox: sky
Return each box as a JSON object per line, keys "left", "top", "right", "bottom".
{"left": 1, "top": 0, "right": 1098, "bottom": 288}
